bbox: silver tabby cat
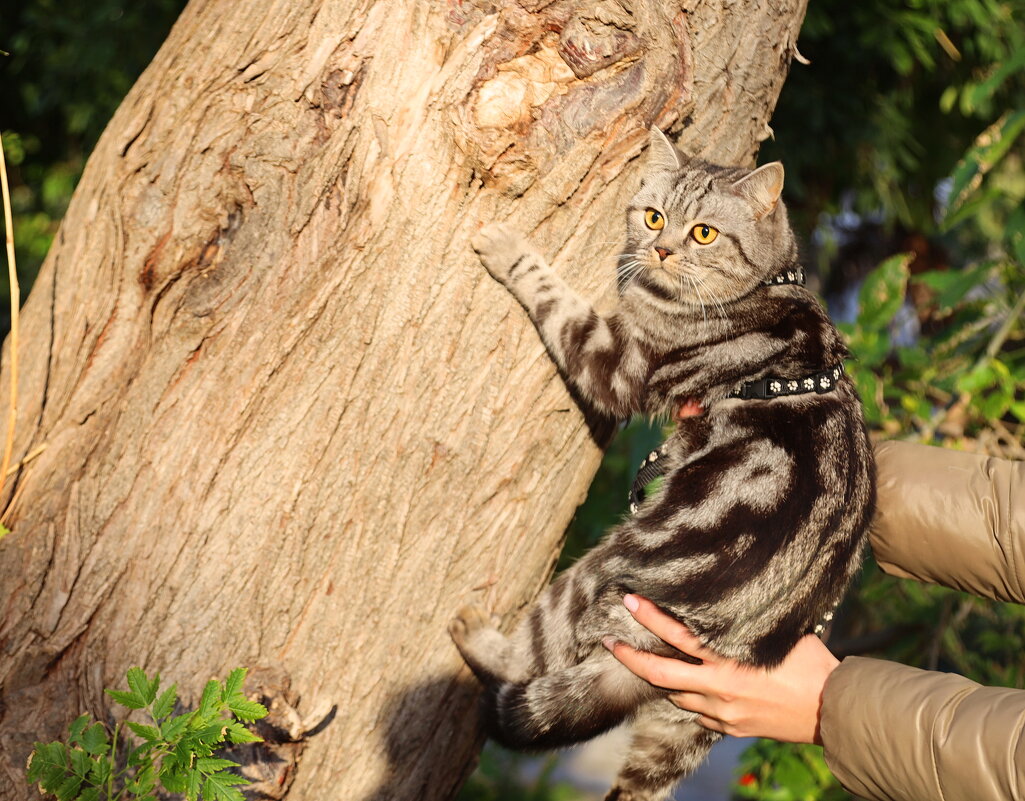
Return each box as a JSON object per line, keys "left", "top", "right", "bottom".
{"left": 450, "top": 128, "right": 875, "bottom": 801}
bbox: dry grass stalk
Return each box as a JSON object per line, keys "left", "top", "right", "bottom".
{"left": 0, "top": 133, "right": 20, "bottom": 510}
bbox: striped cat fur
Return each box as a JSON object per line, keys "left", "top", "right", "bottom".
{"left": 452, "top": 128, "right": 875, "bottom": 801}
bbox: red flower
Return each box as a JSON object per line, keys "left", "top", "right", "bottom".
{"left": 738, "top": 773, "right": 757, "bottom": 787}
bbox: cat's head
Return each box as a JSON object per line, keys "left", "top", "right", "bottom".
{"left": 619, "top": 127, "right": 798, "bottom": 305}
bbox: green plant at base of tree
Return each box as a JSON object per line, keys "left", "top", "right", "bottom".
{"left": 26, "top": 667, "right": 268, "bottom": 801}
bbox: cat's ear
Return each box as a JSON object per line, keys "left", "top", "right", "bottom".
{"left": 647, "top": 126, "right": 682, "bottom": 172}
{"left": 730, "top": 162, "right": 784, "bottom": 219}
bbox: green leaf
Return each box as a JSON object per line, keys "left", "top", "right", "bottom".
{"left": 196, "top": 757, "right": 242, "bottom": 774}
{"left": 857, "top": 253, "right": 911, "bottom": 332}
{"left": 126, "top": 763, "right": 158, "bottom": 796}
{"left": 126, "top": 667, "right": 148, "bottom": 699}
{"left": 945, "top": 111, "right": 1025, "bottom": 223}
{"left": 54, "top": 774, "right": 82, "bottom": 801}
{"left": 153, "top": 683, "right": 178, "bottom": 720}
{"left": 88, "top": 755, "right": 111, "bottom": 785}
{"left": 779, "top": 752, "right": 818, "bottom": 794}
{"left": 978, "top": 388, "right": 1011, "bottom": 420}
{"left": 161, "top": 713, "right": 190, "bottom": 741}
{"left": 128, "top": 739, "right": 160, "bottom": 767}
{"left": 160, "top": 764, "right": 188, "bottom": 794}
{"left": 1007, "top": 205, "right": 1025, "bottom": 266}
{"left": 67, "top": 714, "right": 90, "bottom": 747}
{"left": 126, "top": 667, "right": 159, "bottom": 705}
{"left": 968, "top": 49, "right": 1025, "bottom": 106}
{"left": 222, "top": 668, "right": 246, "bottom": 702}
{"left": 201, "top": 771, "right": 248, "bottom": 801}
{"left": 126, "top": 721, "right": 162, "bottom": 742}
{"left": 939, "top": 85, "right": 958, "bottom": 114}
{"left": 194, "top": 721, "right": 229, "bottom": 746}
{"left": 197, "top": 680, "right": 223, "bottom": 719}
{"left": 80, "top": 723, "right": 110, "bottom": 756}
{"left": 850, "top": 366, "right": 883, "bottom": 425}
{"left": 915, "top": 264, "right": 992, "bottom": 312}
{"left": 956, "top": 360, "right": 999, "bottom": 395}
{"left": 78, "top": 787, "right": 102, "bottom": 801}
{"left": 186, "top": 767, "right": 204, "bottom": 801}
{"left": 106, "top": 688, "right": 146, "bottom": 710}
{"left": 224, "top": 721, "right": 262, "bottom": 744}
{"left": 227, "top": 698, "right": 268, "bottom": 723}
{"left": 68, "top": 747, "right": 91, "bottom": 778}
{"left": 27, "top": 741, "right": 67, "bottom": 785}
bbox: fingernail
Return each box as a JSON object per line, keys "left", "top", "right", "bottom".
{"left": 623, "top": 594, "right": 640, "bottom": 612}
{"left": 602, "top": 636, "right": 617, "bottom": 651}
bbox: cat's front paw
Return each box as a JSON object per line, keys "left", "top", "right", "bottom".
{"left": 471, "top": 223, "right": 536, "bottom": 284}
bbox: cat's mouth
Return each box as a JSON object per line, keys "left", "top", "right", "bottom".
{"left": 645, "top": 256, "right": 704, "bottom": 286}
{"left": 641, "top": 258, "right": 735, "bottom": 307}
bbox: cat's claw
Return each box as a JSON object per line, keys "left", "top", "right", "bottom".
{"left": 471, "top": 223, "right": 534, "bottom": 284}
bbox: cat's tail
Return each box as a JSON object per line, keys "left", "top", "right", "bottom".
{"left": 480, "top": 652, "right": 658, "bottom": 750}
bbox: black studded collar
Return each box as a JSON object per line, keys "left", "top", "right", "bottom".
{"left": 728, "top": 364, "right": 845, "bottom": 401}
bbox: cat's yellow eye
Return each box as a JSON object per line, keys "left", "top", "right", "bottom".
{"left": 644, "top": 208, "right": 665, "bottom": 230}
{"left": 691, "top": 223, "right": 718, "bottom": 244}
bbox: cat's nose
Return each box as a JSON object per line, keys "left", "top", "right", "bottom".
{"left": 655, "top": 247, "right": 673, "bottom": 261}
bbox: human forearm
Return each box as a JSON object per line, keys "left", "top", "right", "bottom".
{"left": 821, "top": 656, "right": 1025, "bottom": 801}
{"left": 872, "top": 441, "right": 1025, "bottom": 603}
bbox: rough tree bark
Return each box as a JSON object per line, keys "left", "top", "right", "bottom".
{"left": 0, "top": 1, "right": 807, "bottom": 798}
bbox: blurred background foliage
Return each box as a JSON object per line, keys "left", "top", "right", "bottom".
{"left": 2, "top": 0, "right": 1024, "bottom": 799}
{"left": 0, "top": 0, "right": 187, "bottom": 326}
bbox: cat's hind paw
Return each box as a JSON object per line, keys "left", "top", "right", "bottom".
{"left": 448, "top": 604, "right": 494, "bottom": 649}
{"left": 471, "top": 223, "right": 537, "bottom": 284}
{"left": 449, "top": 605, "right": 518, "bottom": 684}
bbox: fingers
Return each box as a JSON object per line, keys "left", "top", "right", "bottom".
{"left": 605, "top": 639, "right": 731, "bottom": 735}
{"left": 604, "top": 638, "right": 706, "bottom": 693}
{"left": 623, "top": 594, "right": 714, "bottom": 662}
{"left": 667, "top": 694, "right": 731, "bottom": 735}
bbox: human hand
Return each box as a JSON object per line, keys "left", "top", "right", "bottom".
{"left": 603, "top": 594, "right": 839, "bottom": 744}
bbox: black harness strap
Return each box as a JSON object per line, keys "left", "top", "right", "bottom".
{"left": 727, "top": 364, "right": 845, "bottom": 401}
{"left": 629, "top": 445, "right": 670, "bottom": 514}
{"left": 628, "top": 265, "right": 841, "bottom": 512}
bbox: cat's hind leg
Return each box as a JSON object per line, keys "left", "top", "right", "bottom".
{"left": 483, "top": 650, "right": 660, "bottom": 751}
{"left": 449, "top": 604, "right": 532, "bottom": 686}
{"left": 605, "top": 701, "right": 722, "bottom": 801}
{"left": 450, "top": 568, "right": 594, "bottom": 686}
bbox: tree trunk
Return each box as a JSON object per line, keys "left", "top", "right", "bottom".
{"left": 0, "top": 1, "right": 807, "bottom": 798}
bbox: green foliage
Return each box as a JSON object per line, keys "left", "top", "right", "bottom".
{"left": 763, "top": 0, "right": 1025, "bottom": 235}
{"left": 27, "top": 667, "right": 267, "bottom": 801}
{"left": 457, "top": 744, "right": 589, "bottom": 801}
{"left": 0, "top": 0, "right": 187, "bottom": 315}
{"left": 840, "top": 258, "right": 1024, "bottom": 433}
{"left": 733, "top": 742, "right": 852, "bottom": 801}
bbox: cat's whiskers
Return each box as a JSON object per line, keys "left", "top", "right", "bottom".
{"left": 617, "top": 263, "right": 642, "bottom": 292}
{"left": 616, "top": 252, "right": 647, "bottom": 292}
{"left": 691, "top": 272, "right": 733, "bottom": 338}
{"left": 686, "top": 274, "right": 709, "bottom": 327}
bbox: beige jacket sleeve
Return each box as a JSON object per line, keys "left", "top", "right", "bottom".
{"left": 820, "top": 440, "right": 1025, "bottom": 801}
